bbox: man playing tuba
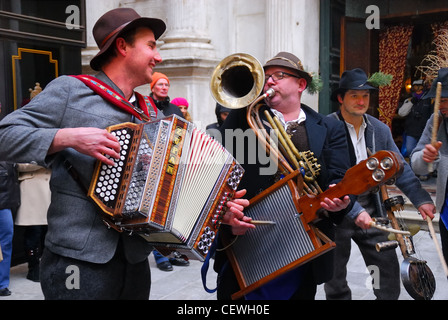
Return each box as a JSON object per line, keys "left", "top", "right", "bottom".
{"left": 213, "top": 52, "right": 354, "bottom": 300}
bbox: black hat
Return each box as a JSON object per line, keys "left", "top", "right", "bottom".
{"left": 263, "top": 52, "right": 313, "bottom": 85}
{"left": 331, "top": 68, "right": 377, "bottom": 102}
{"left": 90, "top": 8, "right": 166, "bottom": 71}
{"left": 423, "top": 68, "right": 448, "bottom": 99}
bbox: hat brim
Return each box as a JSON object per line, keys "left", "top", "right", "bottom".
{"left": 423, "top": 85, "right": 448, "bottom": 99}
{"left": 263, "top": 62, "right": 313, "bottom": 85}
{"left": 90, "top": 17, "right": 166, "bottom": 71}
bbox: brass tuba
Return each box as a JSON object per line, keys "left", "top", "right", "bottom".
{"left": 210, "top": 53, "right": 321, "bottom": 195}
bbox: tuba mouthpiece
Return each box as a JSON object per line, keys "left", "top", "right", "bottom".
{"left": 265, "top": 88, "right": 276, "bottom": 98}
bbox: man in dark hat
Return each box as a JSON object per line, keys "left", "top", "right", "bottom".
{"left": 325, "top": 68, "right": 435, "bottom": 300}
{"left": 411, "top": 68, "right": 448, "bottom": 264}
{"left": 0, "top": 7, "right": 248, "bottom": 299}
{"left": 213, "top": 52, "right": 354, "bottom": 300}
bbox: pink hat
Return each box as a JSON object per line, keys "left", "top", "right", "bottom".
{"left": 171, "top": 97, "right": 189, "bottom": 108}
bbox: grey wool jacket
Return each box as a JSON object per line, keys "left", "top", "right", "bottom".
{"left": 0, "top": 72, "right": 154, "bottom": 264}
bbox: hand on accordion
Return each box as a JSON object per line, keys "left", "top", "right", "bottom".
{"left": 50, "top": 127, "right": 120, "bottom": 166}
{"left": 221, "top": 189, "right": 255, "bottom": 236}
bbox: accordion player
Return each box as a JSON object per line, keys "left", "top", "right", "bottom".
{"left": 88, "top": 114, "right": 244, "bottom": 261}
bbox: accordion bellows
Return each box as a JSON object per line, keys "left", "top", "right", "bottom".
{"left": 88, "top": 115, "right": 244, "bottom": 261}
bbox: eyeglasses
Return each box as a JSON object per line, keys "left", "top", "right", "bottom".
{"left": 265, "top": 71, "right": 300, "bottom": 82}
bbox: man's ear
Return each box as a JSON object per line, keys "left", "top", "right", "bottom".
{"left": 337, "top": 94, "right": 344, "bottom": 104}
{"left": 115, "top": 37, "right": 127, "bottom": 57}
{"left": 297, "top": 78, "right": 308, "bottom": 93}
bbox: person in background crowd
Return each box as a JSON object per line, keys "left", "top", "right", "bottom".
{"left": 0, "top": 161, "right": 20, "bottom": 296}
{"left": 0, "top": 100, "right": 20, "bottom": 297}
{"left": 15, "top": 163, "right": 50, "bottom": 282}
{"left": 149, "top": 72, "right": 183, "bottom": 118}
{"left": 172, "top": 97, "right": 192, "bottom": 121}
{"left": 206, "top": 103, "right": 231, "bottom": 137}
{"left": 398, "top": 79, "right": 433, "bottom": 180}
{"left": 411, "top": 67, "right": 448, "bottom": 264}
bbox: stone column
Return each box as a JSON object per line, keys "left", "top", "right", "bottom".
{"left": 154, "top": 0, "right": 219, "bottom": 128}
{"left": 264, "top": 0, "right": 320, "bottom": 108}
{"left": 159, "top": 0, "right": 215, "bottom": 60}
{"left": 265, "top": 0, "right": 293, "bottom": 59}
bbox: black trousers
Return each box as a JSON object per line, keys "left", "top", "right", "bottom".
{"left": 324, "top": 216, "right": 400, "bottom": 300}
{"left": 40, "top": 241, "right": 151, "bottom": 300}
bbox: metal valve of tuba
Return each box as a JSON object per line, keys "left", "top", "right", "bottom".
{"left": 210, "top": 53, "right": 321, "bottom": 195}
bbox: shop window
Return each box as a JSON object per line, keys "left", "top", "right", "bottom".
{"left": 11, "top": 48, "right": 58, "bottom": 109}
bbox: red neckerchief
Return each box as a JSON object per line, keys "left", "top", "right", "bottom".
{"left": 71, "top": 75, "right": 158, "bottom": 121}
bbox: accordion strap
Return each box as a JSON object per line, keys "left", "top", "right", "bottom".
{"left": 71, "top": 75, "right": 157, "bottom": 121}
{"left": 201, "top": 234, "right": 219, "bottom": 293}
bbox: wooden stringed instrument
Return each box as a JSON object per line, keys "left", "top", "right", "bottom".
{"left": 226, "top": 150, "right": 404, "bottom": 299}
{"left": 298, "top": 149, "right": 403, "bottom": 224}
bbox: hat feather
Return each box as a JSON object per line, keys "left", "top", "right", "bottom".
{"left": 367, "top": 72, "right": 393, "bottom": 87}
{"left": 307, "top": 73, "right": 323, "bottom": 95}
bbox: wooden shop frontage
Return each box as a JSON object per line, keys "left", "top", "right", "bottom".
{"left": 320, "top": 0, "right": 448, "bottom": 145}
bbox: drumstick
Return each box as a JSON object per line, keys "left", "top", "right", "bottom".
{"left": 249, "top": 220, "right": 276, "bottom": 225}
{"left": 428, "top": 82, "right": 442, "bottom": 172}
{"left": 369, "top": 221, "right": 411, "bottom": 235}
{"left": 426, "top": 216, "right": 448, "bottom": 279}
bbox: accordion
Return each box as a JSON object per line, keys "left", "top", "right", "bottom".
{"left": 224, "top": 150, "right": 403, "bottom": 299}
{"left": 88, "top": 115, "right": 244, "bottom": 261}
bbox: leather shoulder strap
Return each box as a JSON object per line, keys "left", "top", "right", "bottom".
{"left": 71, "top": 75, "right": 156, "bottom": 121}
{"left": 135, "top": 91, "right": 158, "bottom": 119}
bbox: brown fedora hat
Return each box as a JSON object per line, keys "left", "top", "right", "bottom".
{"left": 90, "top": 8, "right": 166, "bottom": 71}
{"left": 263, "top": 52, "right": 313, "bottom": 85}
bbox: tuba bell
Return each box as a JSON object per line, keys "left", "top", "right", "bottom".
{"left": 210, "top": 53, "right": 265, "bottom": 109}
